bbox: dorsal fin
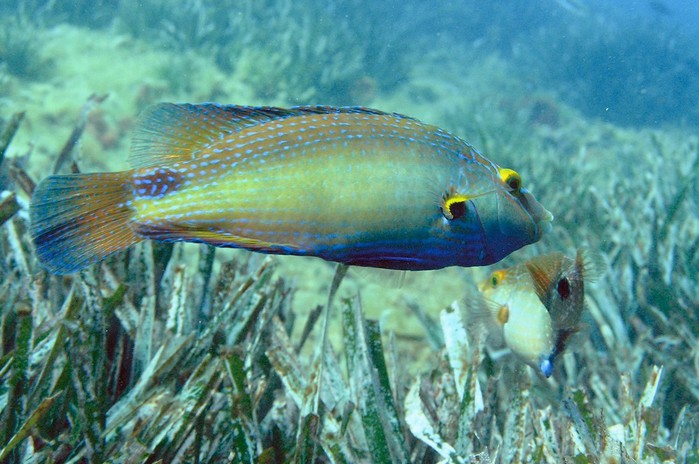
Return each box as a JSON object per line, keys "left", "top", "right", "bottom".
{"left": 129, "top": 103, "right": 401, "bottom": 169}
{"left": 290, "top": 105, "right": 393, "bottom": 117}
{"left": 129, "top": 103, "right": 297, "bottom": 168}
{"left": 525, "top": 252, "right": 564, "bottom": 304}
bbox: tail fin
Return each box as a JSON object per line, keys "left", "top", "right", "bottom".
{"left": 30, "top": 172, "right": 140, "bottom": 274}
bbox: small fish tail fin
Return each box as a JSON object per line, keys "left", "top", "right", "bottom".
{"left": 576, "top": 247, "right": 603, "bottom": 284}
{"left": 30, "top": 172, "right": 140, "bottom": 274}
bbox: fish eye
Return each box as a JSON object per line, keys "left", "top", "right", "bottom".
{"left": 490, "top": 270, "right": 505, "bottom": 287}
{"left": 557, "top": 277, "right": 571, "bottom": 300}
{"left": 498, "top": 168, "right": 522, "bottom": 194}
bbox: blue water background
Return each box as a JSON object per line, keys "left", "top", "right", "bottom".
{"left": 3, "top": 0, "right": 698, "bottom": 129}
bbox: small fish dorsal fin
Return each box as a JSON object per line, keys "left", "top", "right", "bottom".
{"left": 525, "top": 252, "right": 564, "bottom": 304}
{"left": 129, "top": 103, "right": 398, "bottom": 169}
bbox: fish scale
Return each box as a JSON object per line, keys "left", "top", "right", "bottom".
{"left": 135, "top": 115, "right": 452, "bottom": 246}
{"left": 30, "top": 103, "right": 552, "bottom": 274}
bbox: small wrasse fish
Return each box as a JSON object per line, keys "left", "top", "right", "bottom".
{"left": 30, "top": 103, "right": 553, "bottom": 275}
{"left": 469, "top": 249, "right": 589, "bottom": 377}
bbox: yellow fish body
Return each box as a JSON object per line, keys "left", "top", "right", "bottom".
{"left": 478, "top": 267, "right": 555, "bottom": 374}
{"left": 30, "top": 104, "right": 552, "bottom": 274}
{"left": 473, "top": 249, "right": 588, "bottom": 377}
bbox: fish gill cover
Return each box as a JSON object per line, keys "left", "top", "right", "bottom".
{"left": 1, "top": 0, "right": 699, "bottom": 462}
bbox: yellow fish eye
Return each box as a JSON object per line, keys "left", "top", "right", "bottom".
{"left": 490, "top": 270, "right": 506, "bottom": 287}
{"left": 499, "top": 168, "right": 522, "bottom": 194}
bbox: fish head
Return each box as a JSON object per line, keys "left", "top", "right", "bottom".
{"left": 478, "top": 266, "right": 528, "bottom": 297}
{"left": 468, "top": 167, "right": 552, "bottom": 265}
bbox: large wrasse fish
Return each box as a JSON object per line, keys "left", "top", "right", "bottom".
{"left": 469, "top": 249, "right": 589, "bottom": 377}
{"left": 30, "top": 104, "right": 553, "bottom": 275}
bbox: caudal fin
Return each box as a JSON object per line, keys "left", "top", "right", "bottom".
{"left": 30, "top": 172, "right": 141, "bottom": 274}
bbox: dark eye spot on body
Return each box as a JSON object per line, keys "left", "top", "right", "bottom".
{"left": 447, "top": 200, "right": 466, "bottom": 220}
{"left": 557, "top": 277, "right": 570, "bottom": 300}
{"left": 441, "top": 194, "right": 468, "bottom": 221}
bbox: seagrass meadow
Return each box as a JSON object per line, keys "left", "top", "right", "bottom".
{"left": 2, "top": 0, "right": 699, "bottom": 463}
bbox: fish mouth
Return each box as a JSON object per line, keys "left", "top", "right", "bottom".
{"left": 518, "top": 187, "right": 553, "bottom": 240}
{"left": 536, "top": 209, "right": 554, "bottom": 238}
{"left": 492, "top": 186, "right": 552, "bottom": 247}
{"left": 470, "top": 187, "right": 551, "bottom": 266}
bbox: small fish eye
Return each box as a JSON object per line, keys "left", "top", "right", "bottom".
{"left": 557, "top": 277, "right": 571, "bottom": 300}
{"left": 490, "top": 270, "right": 504, "bottom": 287}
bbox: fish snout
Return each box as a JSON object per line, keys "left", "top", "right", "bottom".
{"left": 518, "top": 187, "right": 554, "bottom": 239}
{"left": 475, "top": 188, "right": 552, "bottom": 264}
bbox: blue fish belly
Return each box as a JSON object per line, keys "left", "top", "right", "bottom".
{"left": 316, "top": 234, "right": 486, "bottom": 270}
